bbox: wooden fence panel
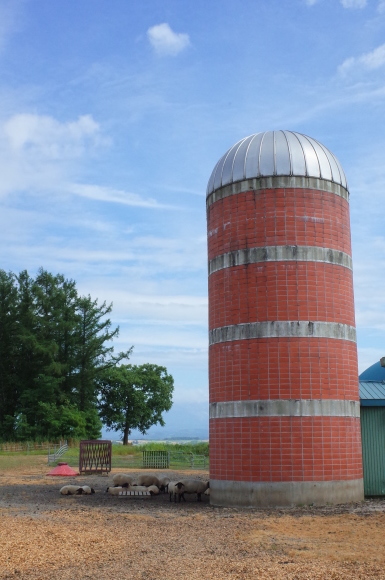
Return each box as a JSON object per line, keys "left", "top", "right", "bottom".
{"left": 79, "top": 440, "right": 112, "bottom": 474}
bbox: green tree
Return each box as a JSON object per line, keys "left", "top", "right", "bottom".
{"left": 34, "top": 402, "right": 102, "bottom": 440}
{"left": 74, "top": 295, "right": 131, "bottom": 412}
{"left": 16, "top": 269, "right": 80, "bottom": 438}
{"left": 0, "top": 271, "right": 20, "bottom": 438}
{"left": 98, "top": 363, "right": 174, "bottom": 445}
{"left": 0, "top": 267, "right": 131, "bottom": 442}
{"left": 16, "top": 270, "right": 40, "bottom": 419}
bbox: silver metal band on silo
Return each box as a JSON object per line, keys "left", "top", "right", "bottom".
{"left": 206, "top": 176, "right": 349, "bottom": 209}
{"left": 208, "top": 245, "right": 352, "bottom": 275}
{"left": 209, "top": 321, "right": 357, "bottom": 346}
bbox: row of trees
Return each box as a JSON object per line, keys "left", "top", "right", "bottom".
{"left": 0, "top": 268, "right": 173, "bottom": 443}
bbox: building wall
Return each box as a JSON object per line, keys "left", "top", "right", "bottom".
{"left": 361, "top": 407, "right": 385, "bottom": 496}
{"left": 207, "top": 179, "right": 364, "bottom": 506}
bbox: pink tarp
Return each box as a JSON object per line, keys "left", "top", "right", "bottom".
{"left": 46, "top": 462, "right": 79, "bottom": 476}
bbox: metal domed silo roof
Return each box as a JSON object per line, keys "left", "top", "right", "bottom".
{"left": 207, "top": 130, "right": 348, "bottom": 196}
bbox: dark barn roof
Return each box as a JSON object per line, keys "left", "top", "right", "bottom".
{"left": 359, "top": 381, "right": 385, "bottom": 407}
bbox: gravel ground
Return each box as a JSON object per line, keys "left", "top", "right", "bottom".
{"left": 1, "top": 459, "right": 385, "bottom": 579}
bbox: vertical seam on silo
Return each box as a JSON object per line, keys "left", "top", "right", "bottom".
{"left": 307, "top": 135, "right": 322, "bottom": 179}
{"left": 220, "top": 147, "right": 235, "bottom": 190}
{"left": 319, "top": 141, "right": 334, "bottom": 184}
{"left": 293, "top": 131, "right": 306, "bottom": 176}
{"left": 273, "top": 131, "right": 277, "bottom": 176}
{"left": 207, "top": 157, "right": 220, "bottom": 197}
{"left": 244, "top": 134, "right": 257, "bottom": 181}
{"left": 283, "top": 131, "right": 292, "bottom": 176}
{"left": 330, "top": 150, "right": 344, "bottom": 188}
{"left": 258, "top": 132, "right": 267, "bottom": 178}
{"left": 231, "top": 139, "right": 245, "bottom": 184}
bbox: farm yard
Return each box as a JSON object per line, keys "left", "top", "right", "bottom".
{"left": 1, "top": 457, "right": 385, "bottom": 579}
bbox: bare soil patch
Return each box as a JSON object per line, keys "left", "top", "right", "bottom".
{"left": 1, "top": 459, "right": 385, "bottom": 579}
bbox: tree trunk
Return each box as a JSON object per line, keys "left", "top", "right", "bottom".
{"left": 123, "top": 424, "right": 130, "bottom": 445}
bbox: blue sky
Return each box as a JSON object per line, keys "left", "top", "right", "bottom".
{"left": 1, "top": 0, "right": 385, "bottom": 436}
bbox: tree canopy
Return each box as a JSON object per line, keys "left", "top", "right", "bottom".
{"left": 98, "top": 363, "right": 174, "bottom": 445}
{"left": 0, "top": 268, "right": 132, "bottom": 441}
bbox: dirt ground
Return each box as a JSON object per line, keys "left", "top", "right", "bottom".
{"left": 1, "top": 458, "right": 385, "bottom": 579}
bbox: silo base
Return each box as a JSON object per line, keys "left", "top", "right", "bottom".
{"left": 210, "top": 478, "right": 364, "bottom": 508}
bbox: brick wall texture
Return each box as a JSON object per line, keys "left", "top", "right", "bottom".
{"left": 207, "top": 186, "right": 363, "bottom": 483}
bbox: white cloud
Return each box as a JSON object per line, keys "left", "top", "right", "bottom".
{"left": 359, "top": 44, "right": 385, "bottom": 69}
{"left": 69, "top": 183, "right": 177, "bottom": 209}
{"left": 147, "top": 23, "right": 190, "bottom": 56}
{"left": 4, "top": 113, "right": 105, "bottom": 158}
{"left": 0, "top": 113, "right": 110, "bottom": 197}
{"left": 102, "top": 291, "right": 208, "bottom": 326}
{"left": 337, "top": 56, "right": 356, "bottom": 75}
{"left": 340, "top": 0, "right": 367, "bottom": 7}
{"left": 338, "top": 43, "right": 385, "bottom": 75}
{"left": 0, "top": 113, "right": 183, "bottom": 211}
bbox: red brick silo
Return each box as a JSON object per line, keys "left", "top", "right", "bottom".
{"left": 207, "top": 130, "right": 363, "bottom": 507}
